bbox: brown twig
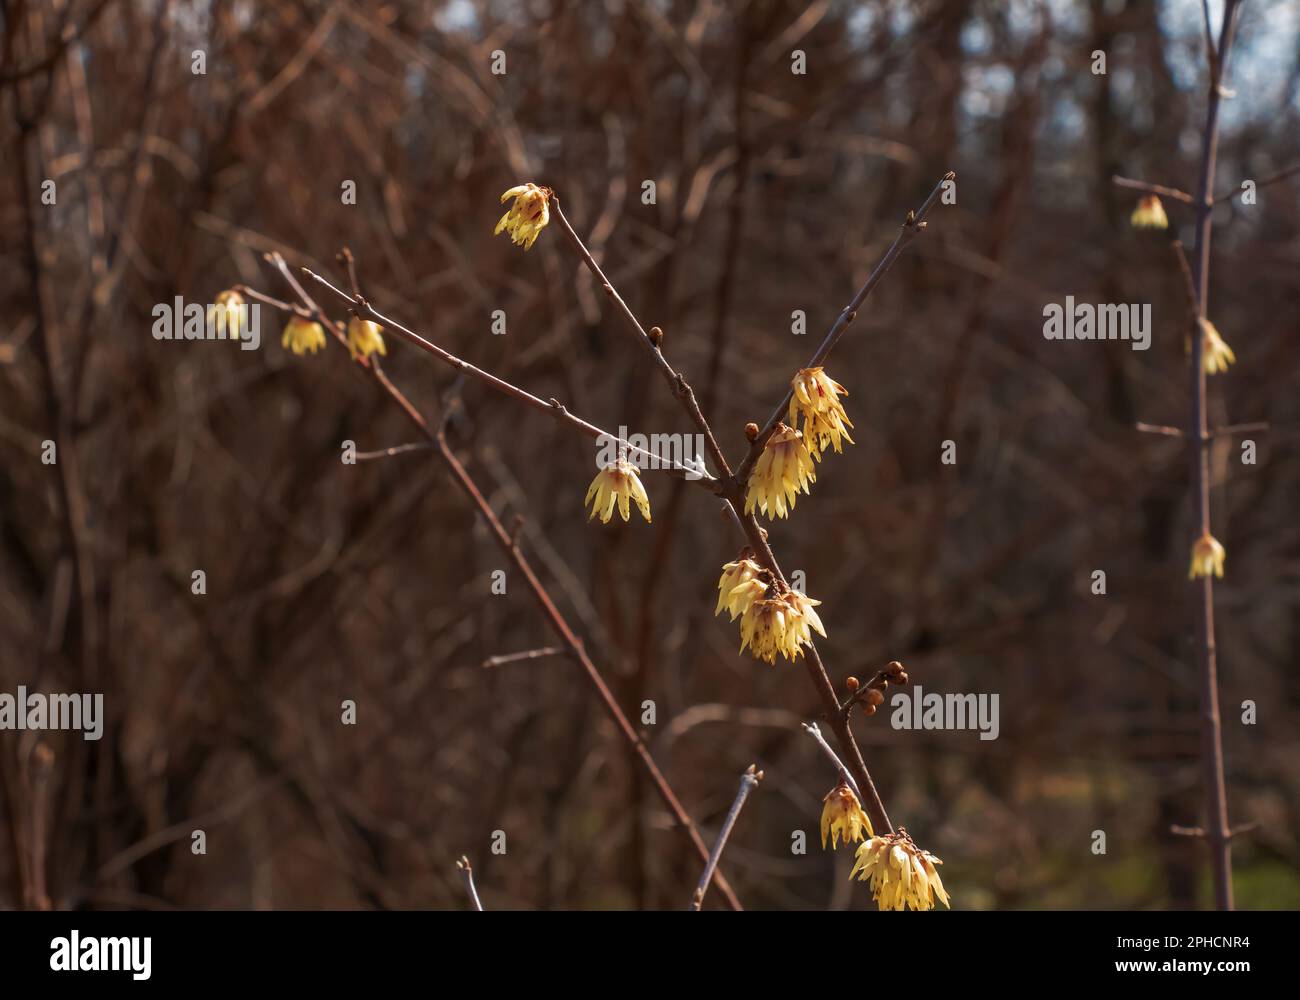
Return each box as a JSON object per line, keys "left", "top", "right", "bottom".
{"left": 481, "top": 646, "right": 567, "bottom": 669}
{"left": 734, "top": 171, "right": 956, "bottom": 486}
{"left": 838, "top": 661, "right": 908, "bottom": 721}
{"left": 1183, "top": 0, "right": 1243, "bottom": 912}
{"left": 250, "top": 254, "right": 745, "bottom": 911}
{"left": 1110, "top": 175, "right": 1196, "bottom": 205}
{"left": 801, "top": 722, "right": 859, "bottom": 802}
{"left": 455, "top": 856, "right": 483, "bottom": 911}
{"left": 550, "top": 198, "right": 734, "bottom": 481}
{"left": 1214, "top": 162, "right": 1300, "bottom": 204}
{"left": 299, "top": 265, "right": 717, "bottom": 488}
{"left": 354, "top": 442, "right": 433, "bottom": 462}
{"left": 690, "top": 764, "right": 762, "bottom": 911}
{"left": 547, "top": 180, "right": 961, "bottom": 838}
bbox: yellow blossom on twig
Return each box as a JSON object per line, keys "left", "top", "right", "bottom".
{"left": 207, "top": 290, "right": 247, "bottom": 344}
{"left": 1200, "top": 318, "right": 1235, "bottom": 375}
{"left": 715, "top": 556, "right": 766, "bottom": 620}
{"left": 1130, "top": 195, "right": 1168, "bottom": 229}
{"left": 850, "top": 829, "right": 950, "bottom": 912}
{"left": 281, "top": 316, "right": 327, "bottom": 356}
{"left": 744, "top": 423, "right": 816, "bottom": 519}
{"left": 494, "top": 183, "right": 552, "bottom": 250}
{"left": 1188, "top": 532, "right": 1226, "bottom": 580}
{"left": 821, "top": 781, "right": 872, "bottom": 849}
{"left": 584, "top": 460, "right": 651, "bottom": 524}
{"left": 347, "top": 317, "right": 387, "bottom": 360}
{"left": 789, "top": 367, "right": 854, "bottom": 459}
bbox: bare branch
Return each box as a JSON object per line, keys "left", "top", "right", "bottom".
{"left": 691, "top": 765, "right": 763, "bottom": 911}
{"left": 481, "top": 646, "right": 567, "bottom": 669}
{"left": 802, "top": 722, "right": 860, "bottom": 802}
{"left": 1111, "top": 175, "right": 1196, "bottom": 205}
{"left": 456, "top": 856, "right": 483, "bottom": 911}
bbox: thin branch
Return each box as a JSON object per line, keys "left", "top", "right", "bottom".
{"left": 801, "top": 722, "right": 860, "bottom": 802}
{"left": 551, "top": 197, "right": 734, "bottom": 481}
{"left": 690, "top": 764, "right": 763, "bottom": 911}
{"left": 354, "top": 442, "right": 432, "bottom": 462}
{"left": 1136, "top": 422, "right": 1184, "bottom": 438}
{"left": 547, "top": 182, "right": 955, "bottom": 837}
{"left": 481, "top": 646, "right": 567, "bottom": 669}
{"left": 1215, "top": 161, "right": 1300, "bottom": 203}
{"left": 1111, "top": 175, "right": 1196, "bottom": 205}
{"left": 838, "top": 661, "right": 907, "bottom": 721}
{"left": 456, "top": 856, "right": 483, "bottom": 911}
{"left": 1183, "top": 0, "right": 1243, "bottom": 912}
{"left": 299, "top": 265, "right": 717, "bottom": 488}
{"left": 1214, "top": 421, "right": 1268, "bottom": 437}
{"left": 1199, "top": 0, "right": 1218, "bottom": 67}
{"left": 250, "top": 254, "right": 745, "bottom": 911}
{"left": 734, "top": 171, "right": 955, "bottom": 486}
{"left": 0, "top": 0, "right": 117, "bottom": 87}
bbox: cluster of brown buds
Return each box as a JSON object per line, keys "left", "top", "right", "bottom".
{"left": 844, "top": 660, "right": 909, "bottom": 718}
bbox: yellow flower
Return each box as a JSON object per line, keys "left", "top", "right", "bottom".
{"left": 785, "top": 590, "right": 827, "bottom": 648}
{"left": 821, "top": 781, "right": 873, "bottom": 849}
{"left": 850, "top": 829, "right": 950, "bottom": 912}
{"left": 347, "top": 316, "right": 387, "bottom": 360}
{"left": 744, "top": 423, "right": 816, "bottom": 519}
{"left": 789, "top": 367, "right": 854, "bottom": 459}
{"left": 738, "top": 589, "right": 826, "bottom": 663}
{"left": 207, "top": 289, "right": 247, "bottom": 343}
{"left": 584, "top": 460, "right": 651, "bottom": 524}
{"left": 1130, "top": 195, "right": 1168, "bottom": 230}
{"left": 715, "top": 557, "right": 766, "bottom": 619}
{"left": 1200, "top": 318, "right": 1235, "bottom": 374}
{"left": 281, "top": 316, "right": 327, "bottom": 356}
{"left": 494, "top": 183, "right": 551, "bottom": 250}
{"left": 1188, "top": 532, "right": 1225, "bottom": 579}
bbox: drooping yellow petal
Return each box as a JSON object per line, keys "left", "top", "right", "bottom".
{"left": 1130, "top": 195, "right": 1169, "bottom": 229}
{"left": 1188, "top": 532, "right": 1226, "bottom": 579}
{"left": 281, "top": 316, "right": 327, "bottom": 356}
{"left": 584, "top": 461, "right": 651, "bottom": 526}
{"left": 820, "top": 782, "right": 873, "bottom": 849}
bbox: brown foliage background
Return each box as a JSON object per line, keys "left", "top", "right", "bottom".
{"left": 2, "top": 0, "right": 1299, "bottom": 910}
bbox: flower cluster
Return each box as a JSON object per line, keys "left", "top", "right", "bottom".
{"left": 789, "top": 367, "right": 854, "bottom": 458}
{"left": 715, "top": 555, "right": 826, "bottom": 663}
{"left": 494, "top": 183, "right": 552, "bottom": 251}
{"left": 821, "top": 781, "right": 872, "bottom": 850}
{"left": 584, "top": 460, "right": 651, "bottom": 524}
{"left": 850, "top": 829, "right": 950, "bottom": 912}
{"left": 744, "top": 423, "right": 816, "bottom": 519}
